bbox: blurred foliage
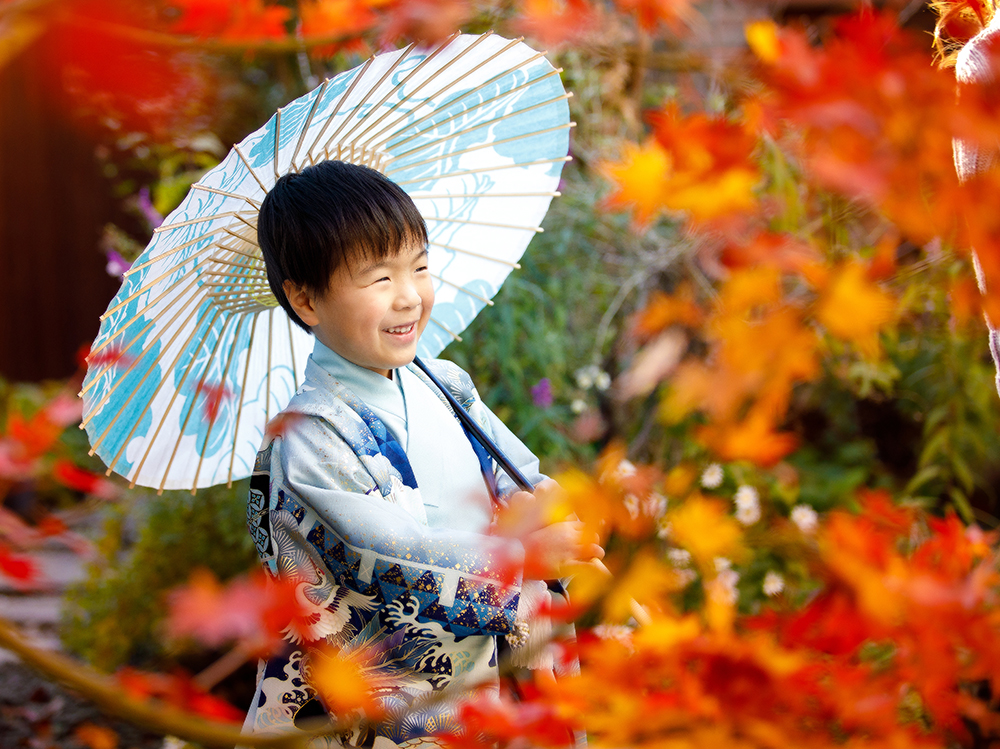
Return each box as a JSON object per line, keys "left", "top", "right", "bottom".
{"left": 61, "top": 481, "right": 256, "bottom": 672}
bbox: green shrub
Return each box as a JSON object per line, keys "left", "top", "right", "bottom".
{"left": 61, "top": 481, "right": 257, "bottom": 672}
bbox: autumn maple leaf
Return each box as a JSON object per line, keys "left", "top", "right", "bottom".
{"left": 0, "top": 543, "right": 40, "bottom": 589}
{"left": 721, "top": 231, "right": 821, "bottom": 275}
{"left": 51, "top": 459, "right": 119, "bottom": 500}
{"left": 84, "top": 344, "right": 136, "bottom": 372}
{"left": 631, "top": 286, "right": 703, "bottom": 341}
{"left": 813, "top": 260, "right": 897, "bottom": 359}
{"left": 599, "top": 138, "right": 673, "bottom": 230}
{"left": 166, "top": 568, "right": 300, "bottom": 655}
{"left": 647, "top": 104, "right": 760, "bottom": 222}
{"left": 612, "top": 0, "right": 694, "bottom": 33}
{"left": 195, "top": 380, "right": 232, "bottom": 425}
{"left": 513, "top": 0, "right": 599, "bottom": 49}
{"left": 171, "top": 0, "right": 292, "bottom": 39}
{"left": 378, "top": 0, "right": 470, "bottom": 45}
{"left": 666, "top": 494, "right": 746, "bottom": 571}
{"left": 73, "top": 724, "right": 118, "bottom": 749}
{"left": 696, "top": 409, "right": 799, "bottom": 467}
{"left": 306, "top": 644, "right": 384, "bottom": 718}
{"left": 299, "top": 0, "right": 380, "bottom": 41}
{"left": 116, "top": 668, "right": 244, "bottom": 723}
{"left": 40, "top": 0, "right": 216, "bottom": 139}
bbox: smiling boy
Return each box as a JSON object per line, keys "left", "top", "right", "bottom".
{"left": 244, "top": 160, "right": 599, "bottom": 748}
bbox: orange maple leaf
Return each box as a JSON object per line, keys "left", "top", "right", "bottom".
{"left": 377, "top": 0, "right": 470, "bottom": 45}
{"left": 696, "top": 409, "right": 799, "bottom": 467}
{"left": 299, "top": 0, "right": 380, "bottom": 40}
{"left": 172, "top": 0, "right": 292, "bottom": 39}
{"left": 166, "top": 568, "right": 300, "bottom": 655}
{"left": 513, "top": 0, "right": 599, "bottom": 48}
{"left": 813, "top": 260, "right": 897, "bottom": 359}
{"left": 599, "top": 138, "right": 673, "bottom": 230}
{"left": 666, "top": 494, "right": 746, "bottom": 570}
{"left": 74, "top": 724, "right": 118, "bottom": 749}
{"left": 612, "top": 0, "right": 694, "bottom": 33}
{"left": 632, "top": 286, "right": 703, "bottom": 341}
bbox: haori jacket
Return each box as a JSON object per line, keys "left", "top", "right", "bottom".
{"left": 242, "top": 348, "right": 549, "bottom": 748}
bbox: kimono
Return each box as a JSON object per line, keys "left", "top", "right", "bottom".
{"left": 243, "top": 345, "right": 548, "bottom": 748}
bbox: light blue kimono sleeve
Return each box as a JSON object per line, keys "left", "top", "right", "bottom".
{"left": 268, "top": 416, "right": 527, "bottom": 637}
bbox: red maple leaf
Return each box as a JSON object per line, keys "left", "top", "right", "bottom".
{"left": 171, "top": 0, "right": 292, "bottom": 40}
{"left": 513, "top": 0, "right": 599, "bottom": 49}
{"left": 39, "top": 0, "right": 217, "bottom": 138}
{"left": 116, "top": 668, "right": 244, "bottom": 723}
{"left": 85, "top": 344, "right": 136, "bottom": 372}
{"left": 166, "top": 568, "right": 301, "bottom": 656}
{"left": 195, "top": 381, "right": 232, "bottom": 425}
{"left": 377, "top": 0, "right": 470, "bottom": 46}
{"left": 51, "top": 459, "right": 119, "bottom": 500}
{"left": 0, "top": 544, "right": 40, "bottom": 589}
{"left": 264, "top": 410, "right": 307, "bottom": 440}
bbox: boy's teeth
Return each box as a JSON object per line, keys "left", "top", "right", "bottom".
{"left": 386, "top": 324, "right": 413, "bottom": 334}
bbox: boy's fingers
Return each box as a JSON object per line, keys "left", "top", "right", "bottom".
{"left": 507, "top": 490, "right": 534, "bottom": 507}
{"left": 583, "top": 543, "right": 605, "bottom": 560}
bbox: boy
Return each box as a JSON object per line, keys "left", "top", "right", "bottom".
{"left": 244, "top": 160, "right": 600, "bottom": 748}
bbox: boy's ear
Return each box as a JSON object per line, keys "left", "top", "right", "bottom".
{"left": 283, "top": 280, "right": 320, "bottom": 328}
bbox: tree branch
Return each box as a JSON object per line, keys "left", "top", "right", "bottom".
{"left": 0, "top": 616, "right": 306, "bottom": 748}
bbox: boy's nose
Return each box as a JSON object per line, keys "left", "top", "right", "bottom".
{"left": 395, "top": 281, "right": 422, "bottom": 309}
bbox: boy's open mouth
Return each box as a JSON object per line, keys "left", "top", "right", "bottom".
{"left": 384, "top": 323, "right": 416, "bottom": 335}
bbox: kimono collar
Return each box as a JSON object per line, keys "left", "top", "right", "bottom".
{"left": 310, "top": 338, "right": 406, "bottom": 421}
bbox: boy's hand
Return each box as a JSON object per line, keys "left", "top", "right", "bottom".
{"left": 522, "top": 520, "right": 605, "bottom": 580}
{"left": 492, "top": 478, "right": 562, "bottom": 538}
{"left": 491, "top": 479, "right": 605, "bottom": 579}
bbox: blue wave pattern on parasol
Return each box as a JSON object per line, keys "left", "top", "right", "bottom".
{"left": 81, "top": 33, "right": 571, "bottom": 492}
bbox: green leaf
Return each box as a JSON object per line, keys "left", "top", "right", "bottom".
{"left": 903, "top": 465, "right": 942, "bottom": 495}
{"left": 947, "top": 486, "right": 975, "bottom": 524}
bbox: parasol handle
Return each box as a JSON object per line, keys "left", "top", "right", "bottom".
{"left": 414, "top": 358, "right": 649, "bottom": 623}
{"left": 412, "top": 356, "right": 535, "bottom": 493}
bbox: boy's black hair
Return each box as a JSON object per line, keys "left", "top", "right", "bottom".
{"left": 257, "top": 160, "right": 428, "bottom": 332}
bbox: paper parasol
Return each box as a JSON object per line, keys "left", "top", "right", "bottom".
{"left": 80, "top": 32, "right": 572, "bottom": 492}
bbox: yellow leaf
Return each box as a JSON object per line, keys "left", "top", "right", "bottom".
{"left": 815, "top": 261, "right": 896, "bottom": 359}
{"left": 632, "top": 613, "right": 702, "bottom": 653}
{"left": 746, "top": 20, "right": 780, "bottom": 63}
{"left": 309, "top": 648, "right": 380, "bottom": 717}
{"left": 600, "top": 139, "right": 672, "bottom": 229}
{"left": 666, "top": 494, "right": 746, "bottom": 570}
{"left": 605, "top": 552, "right": 682, "bottom": 622}
{"left": 74, "top": 724, "right": 118, "bottom": 749}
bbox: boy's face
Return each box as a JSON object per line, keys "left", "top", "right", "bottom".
{"left": 286, "top": 239, "right": 434, "bottom": 378}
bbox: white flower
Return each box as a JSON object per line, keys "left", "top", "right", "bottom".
{"left": 763, "top": 571, "right": 785, "bottom": 597}
{"left": 734, "top": 485, "right": 761, "bottom": 526}
{"left": 593, "top": 624, "right": 634, "bottom": 647}
{"left": 595, "top": 371, "right": 612, "bottom": 391}
{"left": 575, "top": 365, "right": 599, "bottom": 389}
{"left": 624, "top": 494, "right": 641, "bottom": 520}
{"left": 791, "top": 504, "right": 819, "bottom": 534}
{"left": 667, "top": 548, "right": 691, "bottom": 567}
{"left": 711, "top": 568, "right": 740, "bottom": 605}
{"left": 657, "top": 521, "right": 673, "bottom": 540}
{"left": 700, "top": 463, "right": 724, "bottom": 489}
{"left": 615, "top": 459, "right": 637, "bottom": 479}
{"left": 676, "top": 568, "right": 697, "bottom": 587}
{"left": 570, "top": 398, "right": 587, "bottom": 414}
{"left": 645, "top": 492, "right": 668, "bottom": 518}
{"left": 713, "top": 556, "right": 732, "bottom": 573}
